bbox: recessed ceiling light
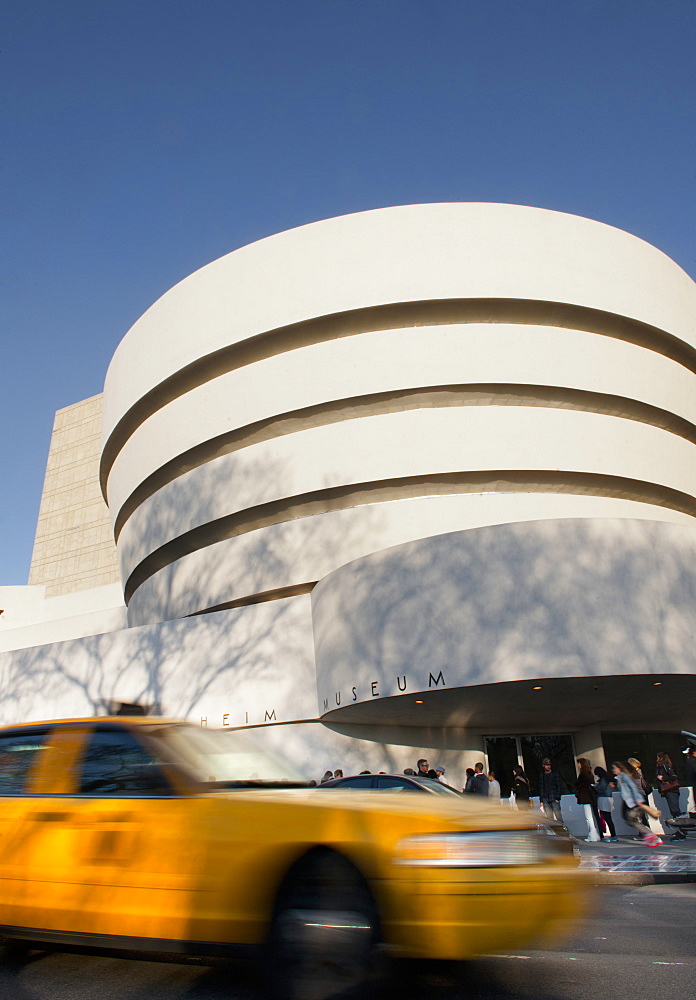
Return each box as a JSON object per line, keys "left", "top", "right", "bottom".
{"left": 415, "top": 700, "right": 424, "bottom": 704}
{"left": 653, "top": 681, "right": 662, "bottom": 686}
{"left": 533, "top": 686, "right": 543, "bottom": 691}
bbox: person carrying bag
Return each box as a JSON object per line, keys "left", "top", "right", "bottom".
{"left": 612, "top": 762, "right": 662, "bottom": 845}
{"left": 656, "top": 751, "right": 685, "bottom": 840}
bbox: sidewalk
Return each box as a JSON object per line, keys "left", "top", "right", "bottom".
{"left": 575, "top": 832, "right": 696, "bottom": 884}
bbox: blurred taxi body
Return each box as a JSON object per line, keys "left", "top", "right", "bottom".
{"left": 0, "top": 717, "right": 589, "bottom": 996}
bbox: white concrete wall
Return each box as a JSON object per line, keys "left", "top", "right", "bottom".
{"left": 117, "top": 407, "right": 696, "bottom": 581}
{"left": 99, "top": 203, "right": 696, "bottom": 625}
{"left": 127, "top": 494, "right": 696, "bottom": 625}
{"left": 0, "top": 583, "right": 126, "bottom": 653}
{"left": 105, "top": 325, "right": 696, "bottom": 523}
{"left": 311, "top": 518, "right": 696, "bottom": 710}
{"left": 0, "top": 593, "right": 479, "bottom": 783}
{"left": 0, "top": 595, "right": 317, "bottom": 728}
{"left": 240, "top": 720, "right": 482, "bottom": 788}
{"left": 102, "top": 202, "right": 696, "bottom": 442}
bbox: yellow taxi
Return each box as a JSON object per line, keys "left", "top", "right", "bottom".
{"left": 0, "top": 717, "right": 589, "bottom": 997}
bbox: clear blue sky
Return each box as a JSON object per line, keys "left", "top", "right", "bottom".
{"left": 2, "top": 0, "right": 695, "bottom": 584}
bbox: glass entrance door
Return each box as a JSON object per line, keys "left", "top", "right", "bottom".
{"left": 483, "top": 737, "right": 518, "bottom": 798}
{"left": 520, "top": 735, "right": 575, "bottom": 796}
{"left": 484, "top": 734, "right": 576, "bottom": 798}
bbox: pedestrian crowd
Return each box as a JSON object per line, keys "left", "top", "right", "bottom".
{"left": 316, "top": 745, "right": 696, "bottom": 843}
{"left": 572, "top": 750, "right": 695, "bottom": 845}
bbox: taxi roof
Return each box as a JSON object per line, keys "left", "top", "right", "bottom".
{"left": 0, "top": 715, "right": 184, "bottom": 732}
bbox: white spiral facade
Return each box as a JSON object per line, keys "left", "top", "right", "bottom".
{"left": 101, "top": 203, "right": 696, "bottom": 640}
{"left": 5, "top": 199, "right": 696, "bottom": 804}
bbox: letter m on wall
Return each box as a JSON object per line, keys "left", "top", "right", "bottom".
{"left": 428, "top": 671, "right": 445, "bottom": 688}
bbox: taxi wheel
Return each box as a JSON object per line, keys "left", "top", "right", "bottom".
{"left": 265, "top": 848, "right": 381, "bottom": 1000}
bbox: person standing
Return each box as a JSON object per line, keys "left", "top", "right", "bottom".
{"left": 416, "top": 758, "right": 438, "bottom": 780}
{"left": 683, "top": 746, "right": 696, "bottom": 816}
{"left": 487, "top": 770, "right": 501, "bottom": 802}
{"left": 612, "top": 761, "right": 662, "bottom": 846}
{"left": 434, "top": 765, "right": 447, "bottom": 783}
{"left": 656, "top": 752, "right": 684, "bottom": 841}
{"left": 512, "top": 765, "right": 531, "bottom": 808}
{"left": 538, "top": 758, "right": 564, "bottom": 824}
{"left": 575, "top": 758, "right": 601, "bottom": 842}
{"left": 470, "top": 762, "right": 489, "bottom": 795}
{"left": 463, "top": 767, "right": 475, "bottom": 793}
{"left": 593, "top": 766, "right": 618, "bottom": 841}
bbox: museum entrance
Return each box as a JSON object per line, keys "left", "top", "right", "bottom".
{"left": 483, "top": 734, "right": 576, "bottom": 798}
{"left": 601, "top": 731, "right": 689, "bottom": 786}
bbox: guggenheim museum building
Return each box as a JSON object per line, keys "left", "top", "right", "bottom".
{"left": 2, "top": 202, "right": 696, "bottom": 794}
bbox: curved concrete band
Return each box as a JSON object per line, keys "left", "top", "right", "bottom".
{"left": 312, "top": 518, "right": 696, "bottom": 730}
{"left": 100, "top": 204, "right": 696, "bottom": 627}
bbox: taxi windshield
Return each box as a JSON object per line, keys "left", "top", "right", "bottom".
{"left": 150, "top": 725, "right": 309, "bottom": 788}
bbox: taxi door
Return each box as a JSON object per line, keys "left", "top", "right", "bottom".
{"left": 19, "top": 724, "right": 216, "bottom": 947}
{"left": 0, "top": 725, "right": 63, "bottom": 929}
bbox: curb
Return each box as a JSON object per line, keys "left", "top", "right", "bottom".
{"left": 584, "top": 870, "right": 696, "bottom": 886}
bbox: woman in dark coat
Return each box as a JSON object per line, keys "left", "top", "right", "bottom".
{"left": 656, "top": 752, "right": 685, "bottom": 841}
{"left": 512, "top": 765, "right": 531, "bottom": 808}
{"left": 594, "top": 766, "right": 617, "bottom": 841}
{"left": 575, "top": 758, "right": 601, "bottom": 841}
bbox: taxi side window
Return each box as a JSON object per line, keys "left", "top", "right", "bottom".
{"left": 79, "top": 730, "right": 171, "bottom": 796}
{"left": 0, "top": 730, "right": 52, "bottom": 794}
